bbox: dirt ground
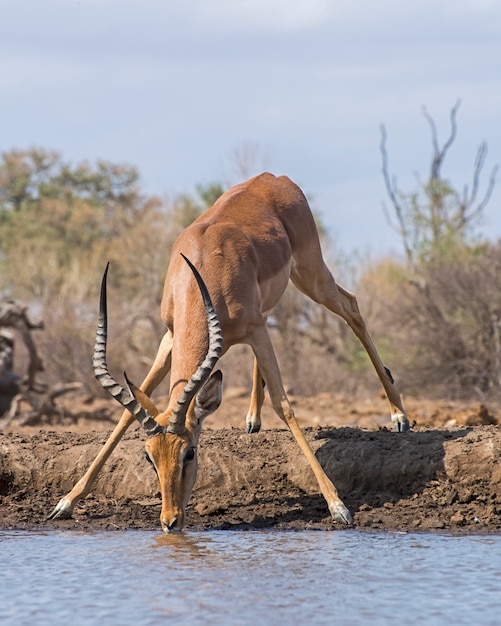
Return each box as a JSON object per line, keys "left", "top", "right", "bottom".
{"left": 1, "top": 389, "right": 501, "bottom": 533}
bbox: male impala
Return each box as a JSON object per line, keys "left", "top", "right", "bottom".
{"left": 49, "top": 172, "right": 409, "bottom": 531}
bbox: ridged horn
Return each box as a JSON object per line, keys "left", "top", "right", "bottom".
{"left": 167, "top": 253, "right": 223, "bottom": 435}
{"left": 92, "top": 262, "right": 165, "bottom": 438}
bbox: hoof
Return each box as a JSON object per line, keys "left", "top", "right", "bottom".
{"left": 329, "top": 501, "right": 353, "bottom": 525}
{"left": 245, "top": 419, "right": 261, "bottom": 434}
{"left": 47, "top": 498, "right": 74, "bottom": 520}
{"left": 391, "top": 413, "right": 410, "bottom": 432}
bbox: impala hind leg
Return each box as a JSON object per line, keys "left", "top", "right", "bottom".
{"left": 328, "top": 285, "right": 408, "bottom": 432}
{"left": 292, "top": 266, "right": 409, "bottom": 432}
{"left": 249, "top": 325, "right": 352, "bottom": 524}
{"left": 48, "top": 330, "right": 173, "bottom": 520}
{"left": 245, "top": 358, "right": 265, "bottom": 433}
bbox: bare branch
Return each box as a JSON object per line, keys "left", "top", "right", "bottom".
{"left": 423, "top": 106, "right": 440, "bottom": 164}
{"left": 380, "top": 123, "right": 413, "bottom": 262}
{"left": 457, "top": 143, "right": 499, "bottom": 229}
{"left": 476, "top": 162, "right": 499, "bottom": 217}
{"left": 470, "top": 143, "right": 499, "bottom": 213}
{"left": 467, "top": 141, "right": 488, "bottom": 208}
{"left": 423, "top": 99, "right": 461, "bottom": 181}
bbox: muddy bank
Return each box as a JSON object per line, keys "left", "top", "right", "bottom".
{"left": 1, "top": 424, "right": 501, "bottom": 533}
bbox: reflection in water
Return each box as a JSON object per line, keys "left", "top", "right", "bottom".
{"left": 153, "top": 529, "right": 214, "bottom": 561}
{"left": 1, "top": 530, "right": 501, "bottom": 625}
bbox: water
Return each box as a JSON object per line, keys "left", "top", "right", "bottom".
{"left": 1, "top": 530, "right": 500, "bottom": 626}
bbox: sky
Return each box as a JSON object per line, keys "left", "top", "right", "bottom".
{"left": 1, "top": 0, "right": 500, "bottom": 257}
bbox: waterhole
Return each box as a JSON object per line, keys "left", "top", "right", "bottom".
{"left": 1, "top": 530, "right": 500, "bottom": 625}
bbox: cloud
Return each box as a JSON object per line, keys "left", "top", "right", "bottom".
{"left": 1, "top": 0, "right": 500, "bottom": 252}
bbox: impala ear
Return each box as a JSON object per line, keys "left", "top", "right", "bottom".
{"left": 194, "top": 370, "right": 223, "bottom": 422}
{"left": 124, "top": 373, "right": 160, "bottom": 418}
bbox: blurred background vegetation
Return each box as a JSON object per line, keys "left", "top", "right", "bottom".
{"left": 1, "top": 103, "right": 500, "bottom": 411}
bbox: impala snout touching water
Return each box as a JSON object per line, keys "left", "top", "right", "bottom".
{"left": 127, "top": 367, "right": 223, "bottom": 533}
{"left": 49, "top": 173, "right": 409, "bottom": 531}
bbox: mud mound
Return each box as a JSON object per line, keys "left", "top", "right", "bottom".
{"left": 1, "top": 424, "right": 501, "bottom": 533}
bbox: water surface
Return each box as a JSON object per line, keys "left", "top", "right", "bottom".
{"left": 1, "top": 530, "right": 500, "bottom": 625}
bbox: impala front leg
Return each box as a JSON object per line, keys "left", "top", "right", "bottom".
{"left": 250, "top": 325, "right": 352, "bottom": 525}
{"left": 48, "top": 329, "right": 173, "bottom": 520}
{"left": 48, "top": 409, "right": 136, "bottom": 519}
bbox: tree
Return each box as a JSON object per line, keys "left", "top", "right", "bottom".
{"left": 0, "top": 150, "right": 232, "bottom": 400}
{"left": 380, "top": 101, "right": 498, "bottom": 264}
{"left": 374, "top": 103, "right": 501, "bottom": 399}
{"left": 0, "top": 148, "right": 60, "bottom": 212}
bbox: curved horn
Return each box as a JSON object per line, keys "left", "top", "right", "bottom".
{"left": 167, "top": 254, "right": 223, "bottom": 435}
{"left": 92, "top": 263, "right": 165, "bottom": 438}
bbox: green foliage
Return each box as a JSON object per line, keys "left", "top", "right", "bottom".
{"left": 0, "top": 148, "right": 228, "bottom": 390}
{"left": 0, "top": 148, "right": 59, "bottom": 212}
{"left": 390, "top": 176, "right": 490, "bottom": 268}
{"left": 0, "top": 149, "right": 148, "bottom": 303}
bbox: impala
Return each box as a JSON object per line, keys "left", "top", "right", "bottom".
{"left": 49, "top": 172, "right": 409, "bottom": 531}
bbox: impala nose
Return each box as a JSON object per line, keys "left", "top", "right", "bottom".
{"left": 162, "top": 517, "right": 182, "bottom": 533}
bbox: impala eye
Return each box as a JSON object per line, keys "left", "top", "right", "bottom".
{"left": 185, "top": 448, "right": 196, "bottom": 462}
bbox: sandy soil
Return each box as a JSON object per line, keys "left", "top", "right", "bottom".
{"left": 1, "top": 390, "right": 501, "bottom": 533}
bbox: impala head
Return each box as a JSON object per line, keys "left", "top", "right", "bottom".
{"left": 93, "top": 256, "right": 223, "bottom": 532}
{"left": 129, "top": 370, "right": 222, "bottom": 532}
